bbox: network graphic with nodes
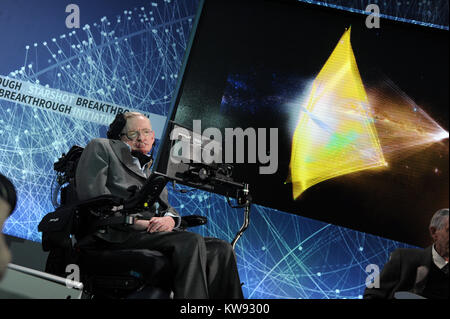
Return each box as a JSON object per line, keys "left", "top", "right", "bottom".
{"left": 1, "top": 0, "right": 197, "bottom": 241}
{"left": 0, "top": 0, "right": 423, "bottom": 299}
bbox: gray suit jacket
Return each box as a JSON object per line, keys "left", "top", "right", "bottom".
{"left": 75, "top": 138, "right": 179, "bottom": 243}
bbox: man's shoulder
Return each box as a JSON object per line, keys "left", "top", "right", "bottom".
{"left": 86, "top": 137, "right": 109, "bottom": 146}
{"left": 394, "top": 246, "right": 430, "bottom": 255}
{"left": 391, "top": 246, "right": 431, "bottom": 263}
{"left": 85, "top": 138, "right": 124, "bottom": 149}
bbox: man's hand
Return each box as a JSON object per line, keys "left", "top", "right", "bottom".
{"left": 147, "top": 216, "right": 175, "bottom": 233}
{"left": 132, "top": 219, "right": 150, "bottom": 231}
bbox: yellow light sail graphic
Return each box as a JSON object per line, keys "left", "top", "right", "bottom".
{"left": 367, "top": 79, "right": 449, "bottom": 161}
{"left": 288, "top": 28, "right": 386, "bottom": 199}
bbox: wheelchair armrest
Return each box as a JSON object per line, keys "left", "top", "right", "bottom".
{"left": 75, "top": 194, "right": 124, "bottom": 213}
{"left": 123, "top": 175, "right": 167, "bottom": 210}
{"left": 180, "top": 215, "right": 208, "bottom": 229}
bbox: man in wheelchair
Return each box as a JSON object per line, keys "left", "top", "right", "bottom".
{"left": 40, "top": 112, "right": 243, "bottom": 299}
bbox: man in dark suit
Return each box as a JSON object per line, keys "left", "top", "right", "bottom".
{"left": 364, "top": 208, "right": 449, "bottom": 299}
{"left": 75, "top": 112, "right": 243, "bottom": 299}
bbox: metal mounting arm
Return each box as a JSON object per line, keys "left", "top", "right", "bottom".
{"left": 230, "top": 184, "right": 252, "bottom": 250}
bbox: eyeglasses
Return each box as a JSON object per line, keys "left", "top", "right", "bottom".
{"left": 120, "top": 128, "right": 153, "bottom": 140}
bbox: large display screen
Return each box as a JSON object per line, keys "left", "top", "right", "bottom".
{"left": 156, "top": 0, "right": 449, "bottom": 247}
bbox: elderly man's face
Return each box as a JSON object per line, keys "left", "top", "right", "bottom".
{"left": 431, "top": 217, "right": 449, "bottom": 259}
{"left": 120, "top": 116, "right": 155, "bottom": 154}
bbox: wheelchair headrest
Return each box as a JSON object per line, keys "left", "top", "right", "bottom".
{"left": 54, "top": 145, "right": 84, "bottom": 176}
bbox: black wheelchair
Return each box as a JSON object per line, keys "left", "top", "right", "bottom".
{"left": 38, "top": 145, "right": 207, "bottom": 299}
